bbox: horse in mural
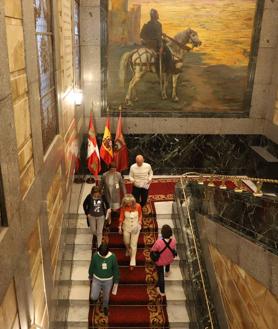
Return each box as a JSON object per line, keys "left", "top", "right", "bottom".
{"left": 119, "top": 28, "right": 202, "bottom": 105}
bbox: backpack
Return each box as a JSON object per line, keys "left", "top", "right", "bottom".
{"left": 150, "top": 239, "right": 177, "bottom": 262}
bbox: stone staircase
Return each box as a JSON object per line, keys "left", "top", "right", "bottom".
{"left": 53, "top": 185, "right": 190, "bottom": 329}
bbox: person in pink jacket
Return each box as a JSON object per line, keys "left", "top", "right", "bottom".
{"left": 151, "top": 224, "right": 177, "bottom": 296}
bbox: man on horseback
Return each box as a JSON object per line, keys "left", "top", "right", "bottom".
{"left": 140, "top": 9, "right": 174, "bottom": 74}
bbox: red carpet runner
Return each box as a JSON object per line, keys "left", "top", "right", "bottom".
{"left": 88, "top": 178, "right": 177, "bottom": 328}
{"left": 88, "top": 178, "right": 245, "bottom": 328}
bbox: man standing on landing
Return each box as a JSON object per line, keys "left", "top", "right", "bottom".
{"left": 129, "top": 155, "right": 153, "bottom": 211}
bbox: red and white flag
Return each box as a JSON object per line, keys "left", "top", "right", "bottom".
{"left": 100, "top": 117, "right": 113, "bottom": 165}
{"left": 87, "top": 113, "right": 101, "bottom": 176}
{"left": 113, "top": 112, "right": 128, "bottom": 172}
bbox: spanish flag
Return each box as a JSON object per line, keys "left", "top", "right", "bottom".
{"left": 100, "top": 117, "right": 113, "bottom": 165}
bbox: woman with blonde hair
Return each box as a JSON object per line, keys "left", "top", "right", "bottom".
{"left": 118, "top": 194, "right": 142, "bottom": 270}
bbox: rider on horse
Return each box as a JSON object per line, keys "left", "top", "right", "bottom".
{"left": 140, "top": 9, "right": 175, "bottom": 74}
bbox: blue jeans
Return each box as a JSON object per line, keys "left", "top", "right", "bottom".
{"left": 90, "top": 277, "right": 113, "bottom": 307}
{"left": 88, "top": 215, "right": 105, "bottom": 247}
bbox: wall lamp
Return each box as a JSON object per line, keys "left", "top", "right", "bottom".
{"left": 74, "top": 89, "right": 83, "bottom": 105}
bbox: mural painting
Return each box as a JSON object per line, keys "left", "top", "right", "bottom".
{"left": 103, "top": 0, "right": 262, "bottom": 116}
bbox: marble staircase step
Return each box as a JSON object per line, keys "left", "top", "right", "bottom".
{"left": 63, "top": 324, "right": 189, "bottom": 329}
{"left": 56, "top": 299, "right": 187, "bottom": 308}
{"left": 66, "top": 226, "right": 182, "bottom": 236}
{"left": 65, "top": 232, "right": 162, "bottom": 247}
{"left": 60, "top": 303, "right": 189, "bottom": 326}
{"left": 59, "top": 259, "right": 184, "bottom": 281}
{"left": 56, "top": 281, "right": 186, "bottom": 304}
{"left": 63, "top": 244, "right": 184, "bottom": 262}
{"left": 66, "top": 214, "right": 178, "bottom": 229}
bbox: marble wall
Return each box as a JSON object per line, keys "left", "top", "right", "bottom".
{"left": 209, "top": 244, "right": 278, "bottom": 329}
{"left": 0, "top": 1, "right": 83, "bottom": 329}
{"left": 175, "top": 185, "right": 278, "bottom": 328}
{"left": 27, "top": 220, "right": 48, "bottom": 329}
{"left": 4, "top": 0, "right": 35, "bottom": 197}
{"left": 47, "top": 166, "right": 64, "bottom": 280}
{"left": 57, "top": 0, "right": 83, "bottom": 191}
{"left": 0, "top": 280, "right": 21, "bottom": 329}
{"left": 78, "top": 134, "right": 278, "bottom": 179}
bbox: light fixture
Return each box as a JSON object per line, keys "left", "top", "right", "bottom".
{"left": 197, "top": 175, "right": 204, "bottom": 185}
{"left": 207, "top": 175, "right": 215, "bottom": 187}
{"left": 219, "top": 177, "right": 227, "bottom": 190}
{"left": 233, "top": 179, "right": 243, "bottom": 193}
{"left": 74, "top": 89, "right": 83, "bottom": 105}
{"left": 253, "top": 181, "right": 263, "bottom": 197}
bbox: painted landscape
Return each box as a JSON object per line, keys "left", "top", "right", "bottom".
{"left": 106, "top": 0, "right": 257, "bottom": 114}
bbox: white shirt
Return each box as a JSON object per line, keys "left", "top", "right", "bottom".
{"left": 129, "top": 162, "right": 153, "bottom": 189}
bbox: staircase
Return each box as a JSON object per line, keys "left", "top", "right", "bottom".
{"left": 53, "top": 181, "right": 190, "bottom": 329}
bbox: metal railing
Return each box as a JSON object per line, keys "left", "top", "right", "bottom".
{"left": 176, "top": 172, "right": 278, "bottom": 329}
{"left": 180, "top": 176, "right": 215, "bottom": 329}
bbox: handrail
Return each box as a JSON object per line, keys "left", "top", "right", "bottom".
{"left": 179, "top": 176, "right": 215, "bottom": 329}
{"left": 181, "top": 172, "right": 278, "bottom": 184}
{"left": 181, "top": 172, "right": 278, "bottom": 197}
{"left": 178, "top": 172, "right": 277, "bottom": 328}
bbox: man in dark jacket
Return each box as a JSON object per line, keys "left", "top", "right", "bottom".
{"left": 140, "top": 9, "right": 174, "bottom": 74}
{"left": 140, "top": 8, "right": 163, "bottom": 52}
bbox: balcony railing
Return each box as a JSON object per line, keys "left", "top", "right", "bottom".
{"left": 174, "top": 173, "right": 278, "bottom": 329}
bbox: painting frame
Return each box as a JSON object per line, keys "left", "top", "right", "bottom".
{"left": 100, "top": 0, "right": 265, "bottom": 118}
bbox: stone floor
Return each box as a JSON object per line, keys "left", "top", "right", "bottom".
{"left": 54, "top": 178, "right": 190, "bottom": 328}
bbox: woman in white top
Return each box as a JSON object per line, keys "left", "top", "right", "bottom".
{"left": 118, "top": 194, "right": 142, "bottom": 270}
{"left": 129, "top": 155, "right": 153, "bottom": 210}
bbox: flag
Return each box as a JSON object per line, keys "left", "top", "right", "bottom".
{"left": 87, "top": 113, "right": 101, "bottom": 176}
{"left": 113, "top": 112, "right": 128, "bottom": 172}
{"left": 100, "top": 117, "right": 113, "bottom": 165}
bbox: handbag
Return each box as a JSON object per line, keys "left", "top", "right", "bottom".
{"left": 150, "top": 250, "right": 161, "bottom": 261}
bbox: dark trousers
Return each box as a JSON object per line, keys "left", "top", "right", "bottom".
{"left": 156, "top": 264, "right": 170, "bottom": 294}
{"left": 132, "top": 186, "right": 149, "bottom": 207}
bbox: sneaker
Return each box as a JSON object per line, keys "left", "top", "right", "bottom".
{"left": 103, "top": 307, "right": 109, "bottom": 316}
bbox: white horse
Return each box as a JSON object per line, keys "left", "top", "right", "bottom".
{"left": 119, "top": 28, "right": 202, "bottom": 105}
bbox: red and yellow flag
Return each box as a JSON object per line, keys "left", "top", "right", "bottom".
{"left": 100, "top": 117, "right": 113, "bottom": 165}
{"left": 113, "top": 112, "right": 128, "bottom": 172}
{"left": 87, "top": 113, "right": 101, "bottom": 176}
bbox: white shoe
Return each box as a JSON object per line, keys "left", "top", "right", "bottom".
{"left": 156, "top": 287, "right": 165, "bottom": 297}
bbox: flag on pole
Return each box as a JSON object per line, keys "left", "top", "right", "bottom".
{"left": 113, "top": 112, "right": 128, "bottom": 172}
{"left": 100, "top": 117, "right": 113, "bottom": 165}
{"left": 87, "top": 113, "right": 101, "bottom": 176}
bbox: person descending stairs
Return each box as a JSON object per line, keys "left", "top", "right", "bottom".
{"left": 88, "top": 197, "right": 170, "bottom": 328}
